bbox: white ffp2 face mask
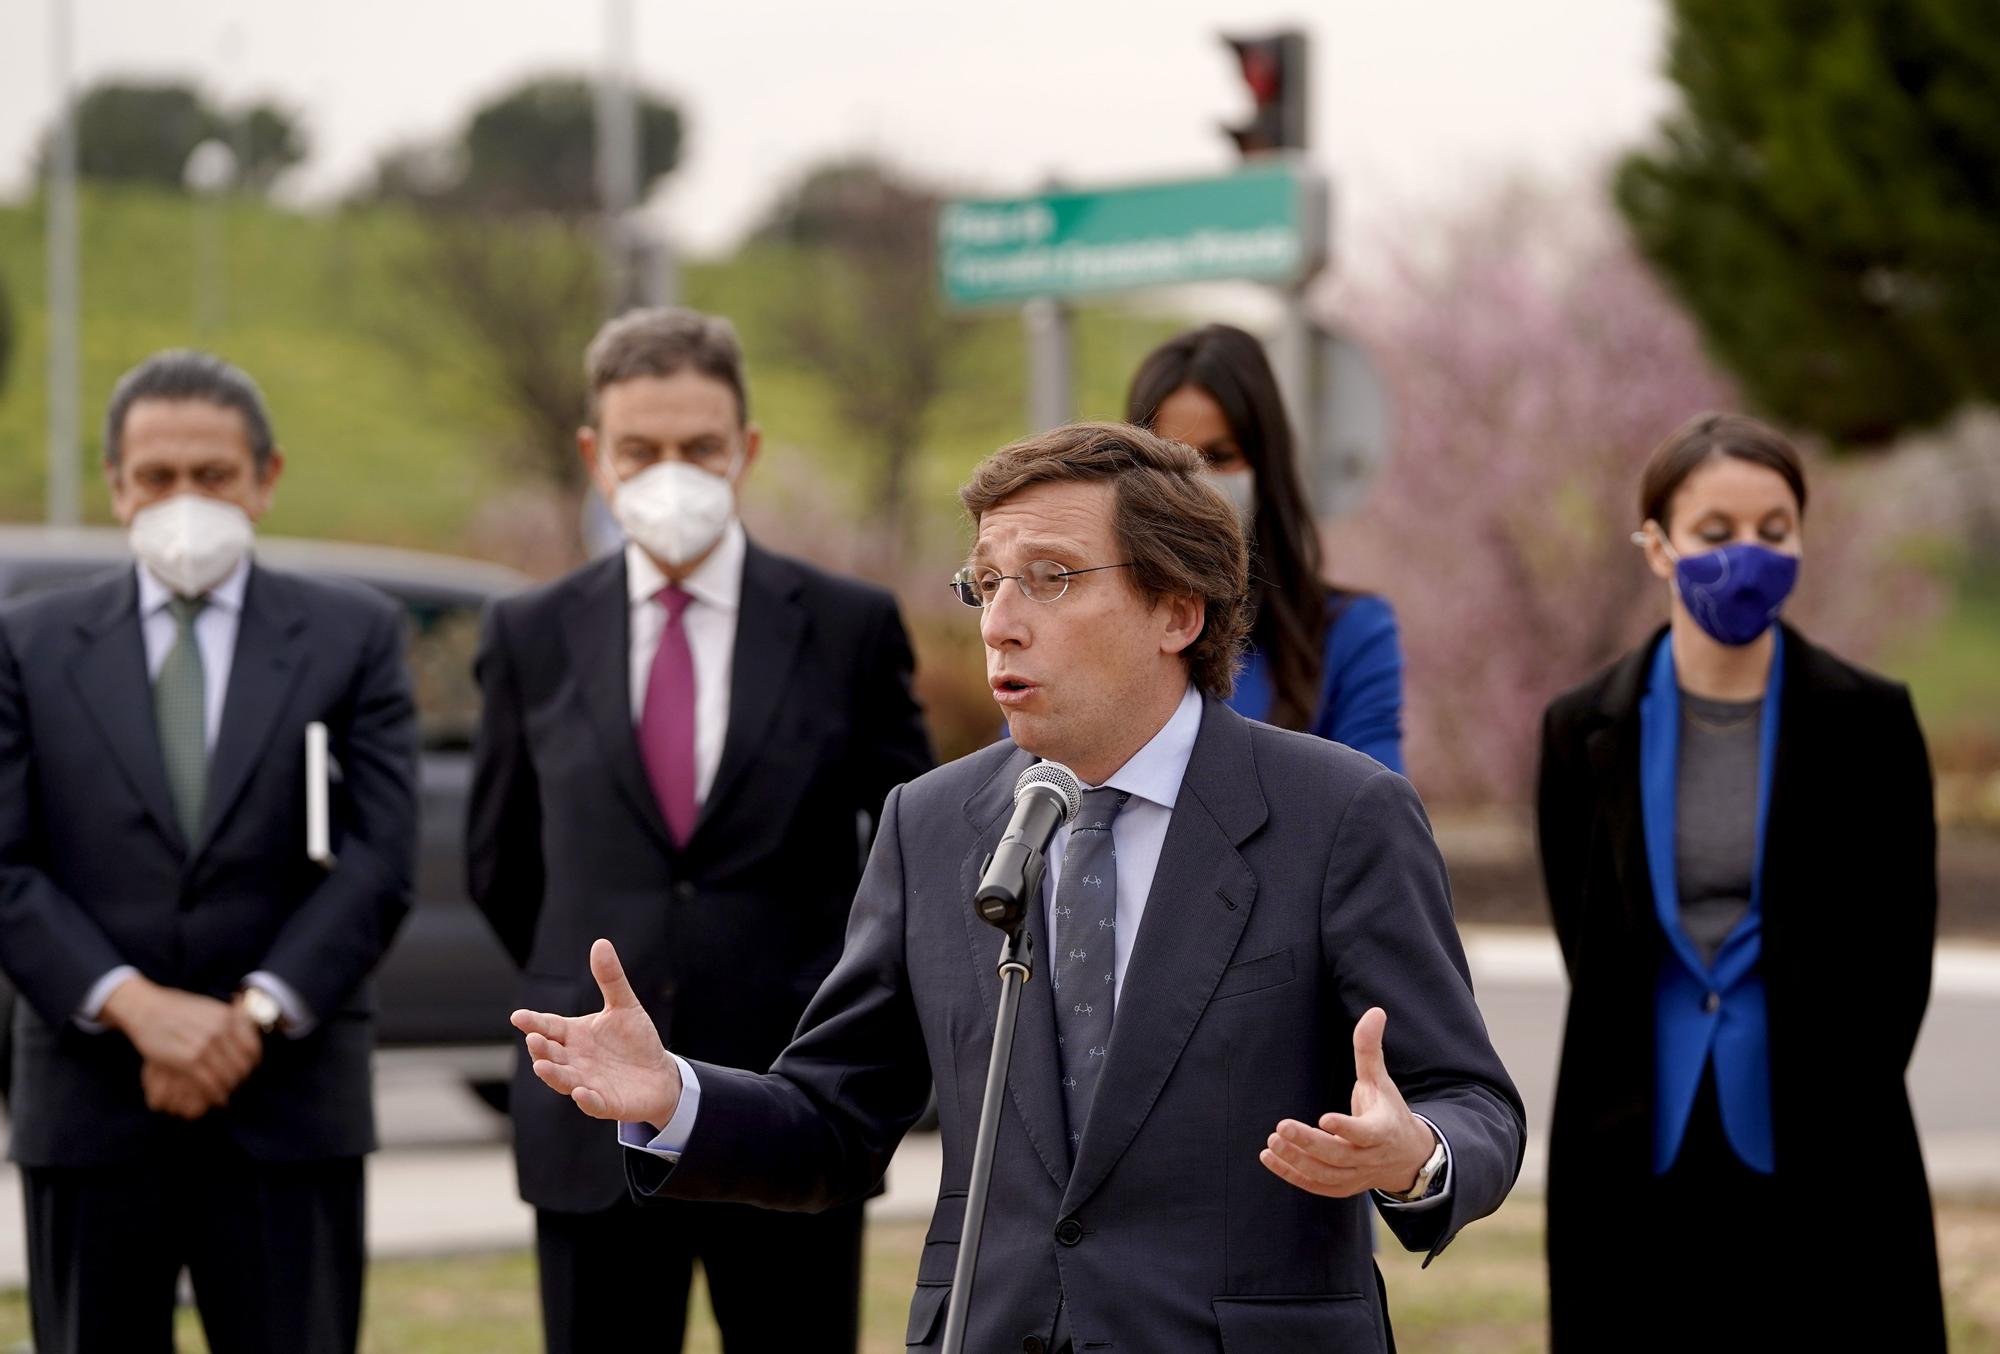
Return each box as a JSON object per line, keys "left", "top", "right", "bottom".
{"left": 128, "top": 494, "right": 255, "bottom": 597}
{"left": 610, "top": 459, "right": 738, "bottom": 568}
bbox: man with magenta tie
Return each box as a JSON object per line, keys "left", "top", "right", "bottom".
{"left": 466, "top": 307, "right": 934, "bottom": 1354}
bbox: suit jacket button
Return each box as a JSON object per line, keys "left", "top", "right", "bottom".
{"left": 1022, "top": 1338, "right": 1046, "bottom": 1354}
{"left": 1703, "top": 991, "right": 1721, "bottom": 1014}
{"left": 1054, "top": 1217, "right": 1083, "bottom": 1246}
{"left": 674, "top": 882, "right": 696, "bottom": 904}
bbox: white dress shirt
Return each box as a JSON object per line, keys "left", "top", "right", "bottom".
{"left": 79, "top": 556, "right": 310, "bottom": 1034}
{"left": 624, "top": 523, "right": 744, "bottom": 809}
{"left": 622, "top": 683, "right": 1451, "bottom": 1208}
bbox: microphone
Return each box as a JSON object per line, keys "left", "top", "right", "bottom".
{"left": 975, "top": 762, "right": 1082, "bottom": 931}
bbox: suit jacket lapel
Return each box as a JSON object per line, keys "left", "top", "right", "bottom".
{"left": 562, "top": 554, "right": 675, "bottom": 852}
{"left": 1064, "top": 699, "right": 1263, "bottom": 1215}
{"left": 695, "top": 541, "right": 806, "bottom": 840}
{"left": 65, "top": 570, "right": 186, "bottom": 853}
{"left": 1636, "top": 635, "right": 1713, "bottom": 981}
{"left": 958, "top": 745, "right": 1072, "bottom": 1192}
{"left": 1584, "top": 636, "right": 1662, "bottom": 947}
{"left": 194, "top": 565, "right": 309, "bottom": 862}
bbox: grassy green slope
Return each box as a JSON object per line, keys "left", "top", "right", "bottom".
{"left": 0, "top": 187, "right": 1177, "bottom": 560}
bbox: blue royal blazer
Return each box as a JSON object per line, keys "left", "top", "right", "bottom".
{"left": 1638, "top": 630, "right": 1782, "bottom": 1174}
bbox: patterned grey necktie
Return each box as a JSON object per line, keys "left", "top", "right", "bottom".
{"left": 1051, "top": 786, "right": 1130, "bottom": 1159}
{"left": 154, "top": 594, "right": 209, "bottom": 842}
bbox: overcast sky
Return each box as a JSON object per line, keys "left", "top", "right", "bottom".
{"left": 0, "top": 0, "right": 1675, "bottom": 259}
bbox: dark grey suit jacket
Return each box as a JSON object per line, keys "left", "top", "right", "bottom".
{"left": 636, "top": 696, "right": 1524, "bottom": 1352}
{"left": 0, "top": 563, "right": 417, "bottom": 1167}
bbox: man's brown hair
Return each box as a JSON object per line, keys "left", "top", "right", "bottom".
{"left": 959, "top": 421, "right": 1250, "bottom": 700}
{"left": 584, "top": 306, "right": 749, "bottom": 424}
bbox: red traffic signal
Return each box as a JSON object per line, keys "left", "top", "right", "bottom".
{"left": 1221, "top": 30, "right": 1309, "bottom": 157}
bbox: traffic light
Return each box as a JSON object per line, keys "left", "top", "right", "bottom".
{"left": 1220, "top": 30, "right": 1309, "bottom": 156}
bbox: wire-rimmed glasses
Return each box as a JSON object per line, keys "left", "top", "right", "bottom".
{"left": 948, "top": 560, "right": 1134, "bottom": 608}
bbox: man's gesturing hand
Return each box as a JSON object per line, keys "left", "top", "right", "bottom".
{"left": 1259, "top": 1007, "right": 1438, "bottom": 1199}
{"left": 510, "top": 938, "right": 682, "bottom": 1129}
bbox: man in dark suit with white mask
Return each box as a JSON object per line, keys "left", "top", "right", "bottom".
{"left": 0, "top": 350, "right": 418, "bottom": 1353}
{"left": 468, "top": 306, "right": 933, "bottom": 1354}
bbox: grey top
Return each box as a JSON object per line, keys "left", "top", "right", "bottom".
{"left": 1675, "top": 691, "right": 1763, "bottom": 967}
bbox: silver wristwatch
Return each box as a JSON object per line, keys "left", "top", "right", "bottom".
{"left": 238, "top": 986, "right": 283, "bottom": 1035}
{"left": 1383, "top": 1132, "right": 1447, "bottom": 1202}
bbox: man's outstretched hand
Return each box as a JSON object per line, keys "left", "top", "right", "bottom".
{"left": 510, "top": 938, "right": 682, "bottom": 1129}
{"left": 1259, "top": 1006, "right": 1438, "bottom": 1199}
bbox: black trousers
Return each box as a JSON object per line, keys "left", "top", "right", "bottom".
{"left": 21, "top": 1148, "right": 364, "bottom": 1354}
{"left": 536, "top": 1193, "right": 865, "bottom": 1354}
{"left": 1633, "top": 1066, "right": 1782, "bottom": 1350}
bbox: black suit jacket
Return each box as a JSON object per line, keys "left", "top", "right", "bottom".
{"left": 0, "top": 563, "right": 418, "bottom": 1167}
{"left": 638, "top": 699, "right": 1525, "bottom": 1352}
{"left": 1537, "top": 624, "right": 1944, "bottom": 1347}
{"left": 467, "top": 540, "right": 933, "bottom": 1212}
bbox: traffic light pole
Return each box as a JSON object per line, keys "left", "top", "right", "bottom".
{"left": 1270, "top": 283, "right": 1317, "bottom": 471}
{"left": 1023, "top": 297, "right": 1074, "bottom": 432}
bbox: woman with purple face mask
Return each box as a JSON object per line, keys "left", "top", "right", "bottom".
{"left": 1536, "top": 413, "right": 1945, "bottom": 1350}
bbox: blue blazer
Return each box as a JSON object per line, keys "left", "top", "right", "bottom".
{"left": 1639, "top": 631, "right": 1783, "bottom": 1173}
{"left": 1228, "top": 592, "right": 1404, "bottom": 772}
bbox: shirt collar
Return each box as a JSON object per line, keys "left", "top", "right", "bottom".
{"left": 1090, "top": 684, "right": 1204, "bottom": 811}
{"left": 135, "top": 554, "right": 251, "bottom": 617}
{"left": 625, "top": 519, "right": 746, "bottom": 614}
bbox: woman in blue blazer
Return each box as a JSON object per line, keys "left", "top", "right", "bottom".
{"left": 1536, "top": 414, "right": 1944, "bottom": 1350}
{"left": 1128, "top": 325, "right": 1404, "bottom": 770}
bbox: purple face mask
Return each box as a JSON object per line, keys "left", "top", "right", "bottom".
{"left": 1666, "top": 539, "right": 1799, "bottom": 646}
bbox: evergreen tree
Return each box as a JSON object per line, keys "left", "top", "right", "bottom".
{"left": 1616, "top": 0, "right": 2000, "bottom": 444}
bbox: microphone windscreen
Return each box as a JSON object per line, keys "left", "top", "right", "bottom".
{"left": 1015, "top": 761, "right": 1082, "bottom": 824}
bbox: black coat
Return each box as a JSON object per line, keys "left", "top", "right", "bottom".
{"left": 1537, "top": 624, "right": 1943, "bottom": 1348}
{"left": 0, "top": 564, "right": 417, "bottom": 1166}
{"left": 466, "top": 541, "right": 934, "bottom": 1212}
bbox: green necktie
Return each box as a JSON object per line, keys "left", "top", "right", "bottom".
{"left": 154, "top": 594, "right": 209, "bottom": 842}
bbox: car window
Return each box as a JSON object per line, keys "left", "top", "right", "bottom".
{"left": 394, "top": 593, "right": 486, "bottom": 752}
{"left": 0, "top": 561, "right": 125, "bottom": 599}
{"left": 2, "top": 558, "right": 491, "bottom": 754}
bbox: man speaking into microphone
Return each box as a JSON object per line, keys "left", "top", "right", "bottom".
{"left": 514, "top": 422, "right": 1524, "bottom": 1352}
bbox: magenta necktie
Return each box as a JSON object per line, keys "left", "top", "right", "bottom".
{"left": 638, "top": 585, "right": 698, "bottom": 847}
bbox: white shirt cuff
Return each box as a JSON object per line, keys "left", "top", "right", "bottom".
{"left": 75, "top": 965, "right": 139, "bottom": 1032}
{"left": 615, "top": 1055, "right": 702, "bottom": 1160}
{"left": 244, "top": 971, "right": 315, "bottom": 1037}
{"left": 1374, "top": 1113, "right": 1453, "bottom": 1212}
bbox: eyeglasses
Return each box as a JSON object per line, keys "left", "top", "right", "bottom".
{"left": 608, "top": 443, "right": 741, "bottom": 478}
{"left": 949, "top": 560, "right": 1134, "bottom": 608}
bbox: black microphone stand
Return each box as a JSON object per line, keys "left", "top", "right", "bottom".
{"left": 939, "top": 871, "right": 1039, "bottom": 1354}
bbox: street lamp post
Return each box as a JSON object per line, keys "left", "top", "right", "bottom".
{"left": 184, "top": 138, "right": 238, "bottom": 345}
{"left": 596, "top": 0, "right": 639, "bottom": 314}
{"left": 45, "top": 0, "right": 80, "bottom": 528}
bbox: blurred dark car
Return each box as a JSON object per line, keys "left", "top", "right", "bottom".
{"left": 0, "top": 525, "right": 526, "bottom": 1108}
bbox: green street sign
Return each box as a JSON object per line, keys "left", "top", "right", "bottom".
{"left": 938, "top": 164, "right": 1327, "bottom": 308}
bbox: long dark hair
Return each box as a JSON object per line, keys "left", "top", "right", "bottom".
{"left": 1126, "top": 324, "right": 1329, "bottom": 730}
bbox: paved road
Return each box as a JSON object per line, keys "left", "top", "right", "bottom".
{"left": 3, "top": 927, "right": 1996, "bottom": 1287}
